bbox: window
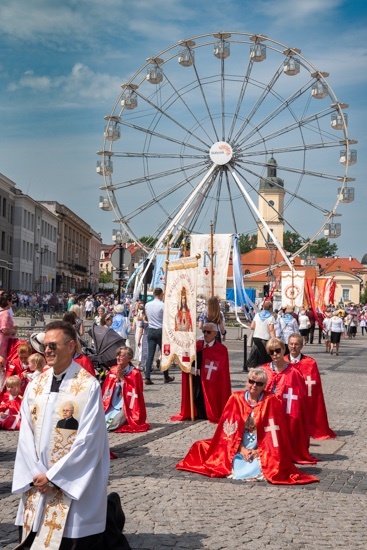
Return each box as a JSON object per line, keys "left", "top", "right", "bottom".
{"left": 2, "top": 198, "right": 6, "bottom": 217}
{"left": 342, "top": 288, "right": 350, "bottom": 301}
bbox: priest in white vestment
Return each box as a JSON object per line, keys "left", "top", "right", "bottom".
{"left": 12, "top": 321, "right": 110, "bottom": 550}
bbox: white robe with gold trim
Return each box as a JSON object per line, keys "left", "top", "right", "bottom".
{"left": 12, "top": 361, "right": 110, "bottom": 540}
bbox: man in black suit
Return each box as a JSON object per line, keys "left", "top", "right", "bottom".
{"left": 56, "top": 402, "right": 79, "bottom": 429}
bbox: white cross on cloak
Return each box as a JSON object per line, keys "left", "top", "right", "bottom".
{"left": 282, "top": 387, "right": 298, "bottom": 414}
{"left": 204, "top": 361, "right": 217, "bottom": 380}
{"left": 305, "top": 375, "right": 316, "bottom": 397}
{"left": 264, "top": 418, "right": 280, "bottom": 447}
{"left": 127, "top": 389, "right": 138, "bottom": 409}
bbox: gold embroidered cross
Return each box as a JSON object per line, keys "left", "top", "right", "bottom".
{"left": 23, "top": 511, "right": 32, "bottom": 535}
{"left": 44, "top": 511, "right": 62, "bottom": 547}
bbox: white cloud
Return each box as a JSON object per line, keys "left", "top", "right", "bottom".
{"left": 0, "top": 2, "right": 85, "bottom": 48}
{"left": 0, "top": 0, "right": 193, "bottom": 51}
{"left": 7, "top": 63, "right": 122, "bottom": 102}
{"left": 255, "top": 0, "right": 344, "bottom": 22}
{"left": 8, "top": 71, "right": 52, "bottom": 92}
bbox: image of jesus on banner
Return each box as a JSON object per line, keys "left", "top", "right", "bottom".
{"left": 175, "top": 286, "right": 193, "bottom": 332}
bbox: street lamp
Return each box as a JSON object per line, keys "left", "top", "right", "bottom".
{"left": 68, "top": 254, "right": 78, "bottom": 293}
{"left": 89, "top": 261, "right": 96, "bottom": 293}
{"left": 112, "top": 229, "right": 130, "bottom": 303}
{"left": 35, "top": 243, "right": 49, "bottom": 294}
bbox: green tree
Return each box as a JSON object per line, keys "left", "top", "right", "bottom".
{"left": 238, "top": 234, "right": 257, "bottom": 254}
{"left": 309, "top": 238, "right": 338, "bottom": 258}
{"left": 283, "top": 231, "right": 338, "bottom": 258}
{"left": 99, "top": 270, "right": 113, "bottom": 285}
{"left": 283, "top": 231, "right": 304, "bottom": 254}
{"left": 360, "top": 283, "right": 367, "bottom": 306}
{"left": 139, "top": 235, "right": 158, "bottom": 247}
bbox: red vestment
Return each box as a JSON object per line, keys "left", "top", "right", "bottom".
{"left": 0, "top": 393, "right": 22, "bottom": 430}
{"left": 102, "top": 365, "right": 150, "bottom": 433}
{"left": 171, "top": 340, "right": 232, "bottom": 423}
{"left": 262, "top": 363, "right": 317, "bottom": 464}
{"left": 176, "top": 391, "right": 318, "bottom": 485}
{"left": 286, "top": 354, "right": 336, "bottom": 439}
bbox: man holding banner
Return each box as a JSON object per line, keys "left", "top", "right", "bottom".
{"left": 171, "top": 322, "right": 232, "bottom": 423}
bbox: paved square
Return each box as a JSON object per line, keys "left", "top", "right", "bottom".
{"left": 1, "top": 329, "right": 366, "bottom": 549}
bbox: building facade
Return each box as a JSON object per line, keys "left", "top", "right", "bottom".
{"left": 12, "top": 190, "right": 58, "bottom": 292}
{"left": 40, "top": 202, "right": 93, "bottom": 293}
{"left": 0, "top": 174, "right": 15, "bottom": 289}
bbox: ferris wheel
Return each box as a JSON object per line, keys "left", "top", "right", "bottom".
{"left": 97, "top": 31, "right": 357, "bottom": 274}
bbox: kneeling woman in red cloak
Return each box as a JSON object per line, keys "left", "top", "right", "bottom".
{"left": 176, "top": 367, "right": 318, "bottom": 485}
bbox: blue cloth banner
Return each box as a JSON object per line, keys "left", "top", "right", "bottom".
{"left": 231, "top": 235, "right": 258, "bottom": 314}
{"left": 151, "top": 249, "right": 181, "bottom": 289}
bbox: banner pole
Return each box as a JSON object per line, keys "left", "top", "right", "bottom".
{"left": 210, "top": 221, "right": 214, "bottom": 296}
{"left": 163, "top": 234, "right": 171, "bottom": 294}
{"left": 189, "top": 373, "right": 195, "bottom": 421}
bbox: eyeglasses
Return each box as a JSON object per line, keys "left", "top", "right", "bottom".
{"left": 248, "top": 379, "right": 265, "bottom": 387}
{"left": 268, "top": 348, "right": 282, "bottom": 355}
{"left": 202, "top": 330, "right": 215, "bottom": 334}
{"left": 40, "top": 341, "right": 71, "bottom": 353}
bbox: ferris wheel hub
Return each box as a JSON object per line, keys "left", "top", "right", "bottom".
{"left": 209, "top": 141, "right": 233, "bottom": 165}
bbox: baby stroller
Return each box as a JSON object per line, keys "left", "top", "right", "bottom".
{"left": 88, "top": 325, "right": 126, "bottom": 381}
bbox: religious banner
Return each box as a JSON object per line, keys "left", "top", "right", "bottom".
{"left": 161, "top": 256, "right": 198, "bottom": 373}
{"left": 151, "top": 248, "right": 181, "bottom": 289}
{"left": 190, "top": 234, "right": 232, "bottom": 299}
{"left": 281, "top": 270, "right": 305, "bottom": 308}
{"left": 316, "top": 277, "right": 335, "bottom": 310}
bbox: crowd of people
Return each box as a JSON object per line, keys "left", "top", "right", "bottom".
{"left": 0, "top": 286, "right": 363, "bottom": 549}
{"left": 247, "top": 300, "right": 366, "bottom": 366}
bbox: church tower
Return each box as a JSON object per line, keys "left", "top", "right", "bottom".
{"left": 257, "top": 157, "right": 285, "bottom": 248}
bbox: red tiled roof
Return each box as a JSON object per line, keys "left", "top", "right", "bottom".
{"left": 227, "top": 248, "right": 318, "bottom": 283}
{"left": 318, "top": 257, "right": 365, "bottom": 274}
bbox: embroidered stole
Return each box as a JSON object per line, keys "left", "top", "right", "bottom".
{"left": 19, "top": 365, "right": 94, "bottom": 549}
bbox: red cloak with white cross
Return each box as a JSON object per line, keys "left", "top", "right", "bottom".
{"left": 0, "top": 394, "right": 22, "bottom": 431}
{"left": 171, "top": 340, "right": 231, "bottom": 423}
{"left": 286, "top": 354, "right": 336, "bottom": 440}
{"left": 176, "top": 391, "right": 318, "bottom": 485}
{"left": 102, "top": 366, "right": 150, "bottom": 433}
{"left": 262, "top": 363, "right": 317, "bottom": 464}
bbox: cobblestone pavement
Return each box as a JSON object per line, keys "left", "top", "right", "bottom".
{"left": 1, "top": 329, "right": 366, "bottom": 549}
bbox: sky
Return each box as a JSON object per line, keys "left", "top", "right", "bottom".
{"left": 0, "top": 0, "right": 366, "bottom": 261}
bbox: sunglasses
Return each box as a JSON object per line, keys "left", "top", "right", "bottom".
{"left": 202, "top": 330, "right": 215, "bottom": 334}
{"left": 40, "top": 341, "right": 71, "bottom": 353}
{"left": 268, "top": 348, "right": 282, "bottom": 355}
{"left": 248, "top": 379, "right": 265, "bottom": 387}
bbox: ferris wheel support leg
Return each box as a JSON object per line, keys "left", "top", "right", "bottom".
{"left": 134, "top": 164, "right": 218, "bottom": 294}
{"left": 153, "top": 163, "right": 217, "bottom": 252}
{"left": 230, "top": 169, "right": 294, "bottom": 272}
